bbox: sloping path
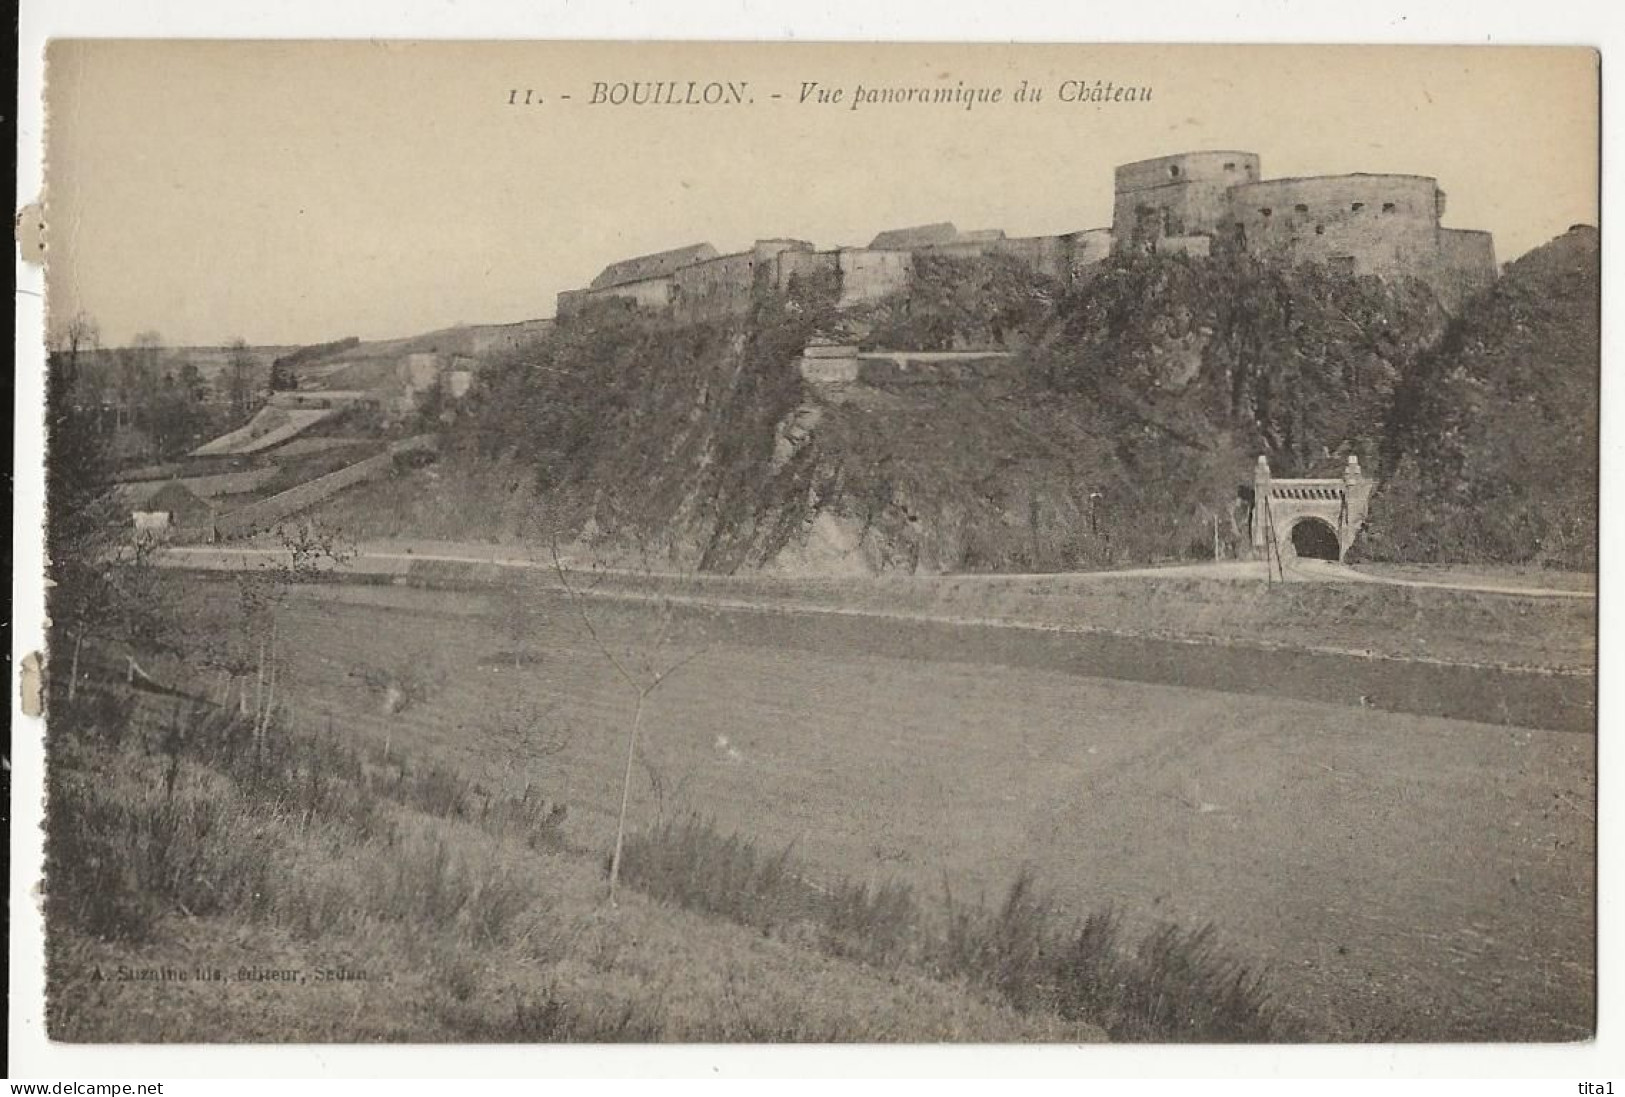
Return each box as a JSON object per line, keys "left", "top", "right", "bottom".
{"left": 1288, "top": 557, "right": 1593, "bottom": 599}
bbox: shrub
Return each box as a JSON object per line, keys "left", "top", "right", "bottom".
{"left": 46, "top": 675, "right": 566, "bottom": 951}
{"left": 620, "top": 813, "right": 1289, "bottom": 1041}
{"left": 45, "top": 766, "right": 279, "bottom": 942}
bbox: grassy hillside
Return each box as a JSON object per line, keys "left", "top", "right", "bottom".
{"left": 47, "top": 682, "right": 1109, "bottom": 1042}
{"left": 55, "top": 575, "right": 1586, "bottom": 1040}
{"left": 51, "top": 613, "right": 1314, "bottom": 1042}
{"left": 1353, "top": 226, "right": 1600, "bottom": 569}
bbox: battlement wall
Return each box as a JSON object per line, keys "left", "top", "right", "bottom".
{"left": 774, "top": 248, "right": 840, "bottom": 291}
{"left": 672, "top": 251, "right": 758, "bottom": 323}
{"left": 1066, "top": 228, "right": 1114, "bottom": 270}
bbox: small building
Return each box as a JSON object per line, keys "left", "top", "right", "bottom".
{"left": 115, "top": 480, "right": 213, "bottom": 540}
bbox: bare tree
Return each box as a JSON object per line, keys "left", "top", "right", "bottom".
{"left": 126, "top": 330, "right": 165, "bottom": 399}
{"left": 221, "top": 337, "right": 260, "bottom": 423}
{"left": 49, "top": 310, "right": 101, "bottom": 364}
{"left": 45, "top": 312, "right": 184, "bottom": 702}
{"left": 548, "top": 540, "right": 705, "bottom": 903}
{"left": 198, "top": 519, "right": 354, "bottom": 742}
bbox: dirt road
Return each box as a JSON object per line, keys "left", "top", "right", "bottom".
{"left": 168, "top": 540, "right": 1596, "bottom": 598}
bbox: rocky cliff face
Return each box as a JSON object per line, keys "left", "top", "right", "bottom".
{"left": 443, "top": 241, "right": 1585, "bottom": 575}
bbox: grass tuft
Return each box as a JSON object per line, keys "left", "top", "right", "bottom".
{"left": 620, "top": 814, "right": 1291, "bottom": 1041}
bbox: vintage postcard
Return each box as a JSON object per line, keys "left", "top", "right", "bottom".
{"left": 28, "top": 40, "right": 1598, "bottom": 1051}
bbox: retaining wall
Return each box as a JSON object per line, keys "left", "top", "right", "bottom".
{"left": 210, "top": 436, "right": 437, "bottom": 540}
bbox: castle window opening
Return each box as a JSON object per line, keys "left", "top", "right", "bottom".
{"left": 1294, "top": 203, "right": 1309, "bottom": 213}
{"left": 1351, "top": 202, "right": 1365, "bottom": 212}
{"left": 1169, "top": 165, "right": 1181, "bottom": 177}
{"left": 1382, "top": 202, "right": 1397, "bottom": 213}
{"left": 1260, "top": 208, "right": 1272, "bottom": 218}
{"left": 1223, "top": 161, "right": 1237, "bottom": 170}
{"left": 1315, "top": 224, "right": 1325, "bottom": 235}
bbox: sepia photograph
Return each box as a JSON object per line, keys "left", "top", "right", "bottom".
{"left": 24, "top": 38, "right": 1599, "bottom": 1053}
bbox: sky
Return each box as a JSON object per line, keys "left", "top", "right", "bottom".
{"left": 44, "top": 41, "right": 1599, "bottom": 348}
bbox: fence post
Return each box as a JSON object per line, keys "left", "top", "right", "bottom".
{"left": 1254, "top": 456, "right": 1273, "bottom": 581}
{"left": 1252, "top": 456, "right": 1271, "bottom": 557}
{"left": 1263, "top": 492, "right": 1286, "bottom": 584}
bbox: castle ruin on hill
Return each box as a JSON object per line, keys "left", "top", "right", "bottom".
{"left": 556, "top": 150, "right": 1498, "bottom": 323}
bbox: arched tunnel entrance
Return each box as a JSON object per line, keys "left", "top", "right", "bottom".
{"left": 1289, "top": 518, "right": 1342, "bottom": 561}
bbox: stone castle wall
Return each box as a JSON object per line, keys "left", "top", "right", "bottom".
{"left": 554, "top": 149, "right": 1497, "bottom": 323}
{"left": 837, "top": 248, "right": 915, "bottom": 308}
{"left": 1229, "top": 175, "right": 1444, "bottom": 280}
{"left": 1066, "top": 228, "right": 1115, "bottom": 269}
{"left": 671, "top": 251, "right": 758, "bottom": 322}
{"left": 774, "top": 247, "right": 841, "bottom": 291}
{"left": 1112, "top": 152, "right": 1497, "bottom": 302}
{"left": 465, "top": 318, "right": 556, "bottom": 356}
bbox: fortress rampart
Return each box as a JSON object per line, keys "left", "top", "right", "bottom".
{"left": 1114, "top": 154, "right": 1497, "bottom": 309}
{"left": 554, "top": 149, "right": 1496, "bottom": 322}
{"left": 1229, "top": 175, "right": 1444, "bottom": 280}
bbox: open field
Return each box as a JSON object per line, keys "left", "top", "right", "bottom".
{"left": 160, "top": 576, "right": 1596, "bottom": 1040}
{"left": 164, "top": 544, "right": 1597, "bottom": 729}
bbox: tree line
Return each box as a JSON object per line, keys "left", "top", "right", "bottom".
{"left": 49, "top": 314, "right": 271, "bottom": 465}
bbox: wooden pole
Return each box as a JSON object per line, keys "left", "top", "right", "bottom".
{"left": 607, "top": 689, "right": 647, "bottom": 903}
{"left": 68, "top": 633, "right": 83, "bottom": 702}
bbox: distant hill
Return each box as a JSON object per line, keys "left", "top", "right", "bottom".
{"left": 1354, "top": 225, "right": 1600, "bottom": 569}
{"left": 278, "top": 320, "right": 556, "bottom": 383}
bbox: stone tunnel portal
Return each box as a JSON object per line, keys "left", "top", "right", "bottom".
{"left": 1289, "top": 517, "right": 1342, "bottom": 561}
{"left": 1251, "top": 455, "right": 1374, "bottom": 564}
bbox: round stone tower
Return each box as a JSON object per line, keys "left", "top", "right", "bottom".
{"left": 1112, "top": 151, "right": 1262, "bottom": 252}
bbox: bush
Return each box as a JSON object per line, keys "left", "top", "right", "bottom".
{"left": 855, "top": 252, "right": 1059, "bottom": 351}
{"left": 46, "top": 676, "right": 567, "bottom": 948}
{"left": 620, "top": 813, "right": 1289, "bottom": 1040}
{"left": 45, "top": 767, "right": 278, "bottom": 941}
